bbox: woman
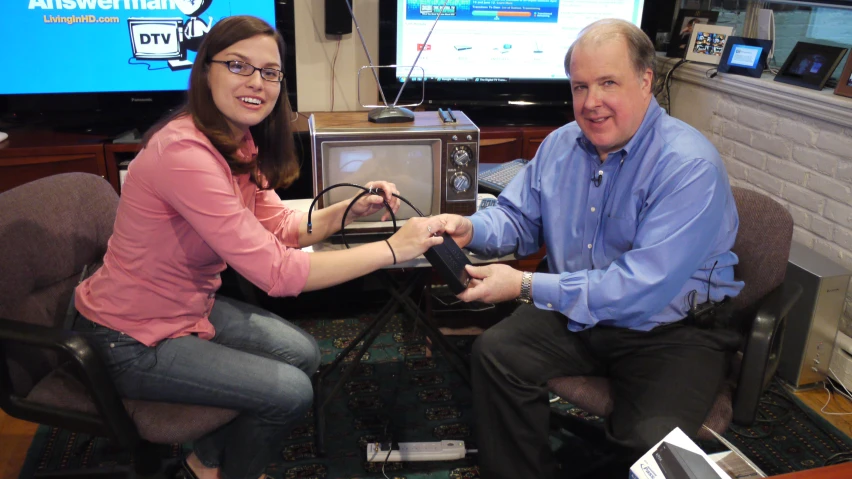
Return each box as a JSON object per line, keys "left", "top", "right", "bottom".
{"left": 73, "top": 15, "right": 444, "bottom": 479}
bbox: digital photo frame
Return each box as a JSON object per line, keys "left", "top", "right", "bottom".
{"left": 666, "top": 9, "right": 719, "bottom": 59}
{"left": 833, "top": 53, "right": 852, "bottom": 98}
{"left": 685, "top": 24, "right": 734, "bottom": 65}
{"left": 775, "top": 41, "right": 848, "bottom": 90}
{"left": 718, "top": 36, "right": 773, "bottom": 78}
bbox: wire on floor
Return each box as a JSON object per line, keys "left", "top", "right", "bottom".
{"left": 820, "top": 378, "right": 852, "bottom": 416}
{"left": 431, "top": 293, "right": 496, "bottom": 313}
{"left": 824, "top": 451, "right": 852, "bottom": 466}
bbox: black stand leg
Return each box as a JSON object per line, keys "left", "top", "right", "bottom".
{"left": 378, "top": 272, "right": 472, "bottom": 385}
{"left": 313, "top": 272, "right": 421, "bottom": 456}
{"left": 313, "top": 269, "right": 475, "bottom": 456}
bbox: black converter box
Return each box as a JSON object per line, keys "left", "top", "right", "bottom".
{"left": 423, "top": 233, "right": 472, "bottom": 295}
{"left": 652, "top": 442, "right": 723, "bottom": 479}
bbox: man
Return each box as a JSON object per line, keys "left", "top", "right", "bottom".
{"left": 435, "top": 19, "right": 744, "bottom": 479}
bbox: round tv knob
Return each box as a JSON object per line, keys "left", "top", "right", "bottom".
{"left": 452, "top": 172, "right": 471, "bottom": 192}
{"left": 452, "top": 146, "right": 472, "bottom": 166}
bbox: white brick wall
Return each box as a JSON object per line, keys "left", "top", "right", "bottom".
{"left": 665, "top": 62, "right": 852, "bottom": 335}
{"left": 684, "top": 91, "right": 852, "bottom": 335}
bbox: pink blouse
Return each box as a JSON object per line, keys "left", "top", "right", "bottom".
{"left": 75, "top": 115, "right": 310, "bottom": 346}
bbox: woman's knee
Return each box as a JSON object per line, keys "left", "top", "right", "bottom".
{"left": 300, "top": 334, "right": 321, "bottom": 376}
{"left": 260, "top": 369, "right": 314, "bottom": 422}
{"left": 252, "top": 316, "right": 321, "bottom": 375}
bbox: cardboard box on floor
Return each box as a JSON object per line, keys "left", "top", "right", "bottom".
{"left": 630, "top": 428, "right": 765, "bottom": 479}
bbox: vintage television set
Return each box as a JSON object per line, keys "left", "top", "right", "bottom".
{"left": 310, "top": 111, "right": 479, "bottom": 235}
{"left": 0, "top": 0, "right": 296, "bottom": 133}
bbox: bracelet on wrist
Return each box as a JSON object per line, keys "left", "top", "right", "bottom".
{"left": 384, "top": 239, "right": 397, "bottom": 265}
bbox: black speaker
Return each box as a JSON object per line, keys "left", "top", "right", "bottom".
{"left": 325, "top": 0, "right": 352, "bottom": 36}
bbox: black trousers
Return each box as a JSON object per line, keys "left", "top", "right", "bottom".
{"left": 472, "top": 305, "right": 738, "bottom": 479}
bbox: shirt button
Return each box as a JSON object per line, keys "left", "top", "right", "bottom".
{"left": 110, "top": 343, "right": 115, "bottom": 348}
{"left": 587, "top": 244, "right": 592, "bottom": 249}
{"left": 547, "top": 303, "right": 553, "bottom": 308}
{"left": 590, "top": 207, "right": 596, "bottom": 212}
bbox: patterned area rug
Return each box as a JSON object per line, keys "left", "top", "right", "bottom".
{"left": 17, "top": 313, "right": 852, "bottom": 478}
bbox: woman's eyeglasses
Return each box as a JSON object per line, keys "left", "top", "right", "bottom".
{"left": 210, "top": 60, "right": 284, "bottom": 83}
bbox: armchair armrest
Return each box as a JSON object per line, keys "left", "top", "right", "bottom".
{"left": 732, "top": 281, "right": 802, "bottom": 425}
{"left": 0, "top": 318, "right": 140, "bottom": 448}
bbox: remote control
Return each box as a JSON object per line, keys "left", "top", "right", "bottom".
{"left": 366, "top": 440, "right": 466, "bottom": 462}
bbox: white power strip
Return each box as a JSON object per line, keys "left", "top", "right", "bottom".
{"left": 366, "top": 440, "right": 466, "bottom": 462}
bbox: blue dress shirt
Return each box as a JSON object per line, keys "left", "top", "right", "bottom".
{"left": 468, "top": 98, "right": 744, "bottom": 331}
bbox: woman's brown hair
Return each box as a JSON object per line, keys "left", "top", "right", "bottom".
{"left": 142, "top": 15, "right": 298, "bottom": 190}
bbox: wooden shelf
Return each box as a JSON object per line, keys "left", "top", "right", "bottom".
{"left": 0, "top": 114, "right": 567, "bottom": 197}
{"left": 0, "top": 129, "right": 115, "bottom": 194}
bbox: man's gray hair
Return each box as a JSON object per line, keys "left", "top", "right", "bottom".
{"left": 564, "top": 19, "right": 656, "bottom": 84}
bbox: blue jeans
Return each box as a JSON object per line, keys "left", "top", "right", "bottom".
{"left": 74, "top": 296, "right": 320, "bottom": 479}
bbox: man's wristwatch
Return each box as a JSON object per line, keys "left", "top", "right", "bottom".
{"left": 518, "top": 272, "right": 534, "bottom": 304}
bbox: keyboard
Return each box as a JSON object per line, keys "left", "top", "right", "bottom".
{"left": 478, "top": 158, "right": 528, "bottom": 194}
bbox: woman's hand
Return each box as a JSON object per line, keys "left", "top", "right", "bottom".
{"left": 386, "top": 216, "right": 446, "bottom": 264}
{"left": 432, "top": 214, "right": 474, "bottom": 249}
{"left": 347, "top": 181, "right": 401, "bottom": 221}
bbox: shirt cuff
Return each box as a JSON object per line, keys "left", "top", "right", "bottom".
{"left": 532, "top": 272, "right": 560, "bottom": 311}
{"left": 468, "top": 215, "right": 489, "bottom": 251}
{"left": 283, "top": 210, "right": 306, "bottom": 247}
{"left": 270, "top": 248, "right": 311, "bottom": 297}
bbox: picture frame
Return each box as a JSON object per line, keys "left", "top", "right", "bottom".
{"left": 684, "top": 24, "right": 734, "bottom": 65}
{"left": 774, "top": 41, "right": 848, "bottom": 91}
{"left": 834, "top": 52, "right": 852, "bottom": 98}
{"left": 666, "top": 9, "right": 719, "bottom": 59}
{"left": 717, "top": 36, "right": 774, "bottom": 78}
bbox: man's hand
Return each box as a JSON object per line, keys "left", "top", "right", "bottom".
{"left": 456, "top": 263, "right": 524, "bottom": 304}
{"left": 347, "top": 181, "right": 401, "bottom": 221}
{"left": 433, "top": 214, "right": 474, "bottom": 248}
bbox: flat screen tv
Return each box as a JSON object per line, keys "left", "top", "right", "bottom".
{"left": 0, "top": 0, "right": 296, "bottom": 133}
{"left": 377, "top": 0, "right": 647, "bottom": 125}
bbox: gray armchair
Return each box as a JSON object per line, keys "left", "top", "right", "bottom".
{"left": 548, "top": 186, "right": 802, "bottom": 440}
{"left": 0, "top": 173, "right": 238, "bottom": 478}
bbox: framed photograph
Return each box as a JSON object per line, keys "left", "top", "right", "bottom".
{"left": 718, "top": 36, "right": 774, "bottom": 78}
{"left": 834, "top": 52, "right": 852, "bottom": 98}
{"left": 775, "top": 42, "right": 848, "bottom": 91}
{"left": 666, "top": 9, "right": 719, "bottom": 59}
{"left": 685, "top": 24, "right": 734, "bottom": 65}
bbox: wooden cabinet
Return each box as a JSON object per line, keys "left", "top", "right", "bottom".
{"left": 479, "top": 124, "right": 562, "bottom": 163}
{"left": 0, "top": 119, "right": 566, "bottom": 197}
{"left": 0, "top": 130, "right": 116, "bottom": 194}
{"left": 521, "top": 126, "right": 556, "bottom": 160}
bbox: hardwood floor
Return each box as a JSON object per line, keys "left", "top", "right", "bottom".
{"left": 793, "top": 385, "right": 852, "bottom": 438}
{"left": 0, "top": 410, "right": 38, "bottom": 479}
{"left": 1, "top": 387, "right": 850, "bottom": 478}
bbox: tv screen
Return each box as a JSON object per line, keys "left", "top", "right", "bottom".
{"left": 391, "top": 0, "right": 645, "bottom": 83}
{"left": 378, "top": 0, "right": 647, "bottom": 124}
{"left": 322, "top": 141, "right": 437, "bottom": 220}
{"left": 0, "top": 0, "right": 277, "bottom": 96}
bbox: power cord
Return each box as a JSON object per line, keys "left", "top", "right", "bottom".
{"left": 824, "top": 451, "right": 852, "bottom": 466}
{"left": 381, "top": 357, "right": 406, "bottom": 479}
{"left": 663, "top": 59, "right": 689, "bottom": 115}
{"left": 330, "top": 38, "right": 341, "bottom": 111}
